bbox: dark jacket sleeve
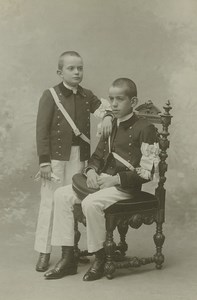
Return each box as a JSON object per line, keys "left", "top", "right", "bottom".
{"left": 36, "top": 90, "right": 55, "bottom": 164}
{"left": 86, "top": 90, "right": 101, "bottom": 113}
{"left": 118, "top": 124, "right": 158, "bottom": 189}
{"left": 86, "top": 136, "right": 107, "bottom": 173}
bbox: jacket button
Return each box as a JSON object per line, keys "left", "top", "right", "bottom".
{"left": 129, "top": 143, "right": 131, "bottom": 146}
{"left": 129, "top": 126, "right": 132, "bottom": 129}
{"left": 58, "top": 130, "right": 60, "bottom": 133}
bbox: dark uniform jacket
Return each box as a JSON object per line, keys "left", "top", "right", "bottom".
{"left": 87, "top": 113, "right": 158, "bottom": 194}
{"left": 36, "top": 82, "right": 101, "bottom": 164}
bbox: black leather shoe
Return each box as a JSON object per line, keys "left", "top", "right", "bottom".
{"left": 36, "top": 253, "right": 50, "bottom": 272}
{"left": 83, "top": 249, "right": 105, "bottom": 281}
{"left": 44, "top": 260, "right": 77, "bottom": 279}
{"left": 44, "top": 246, "right": 77, "bottom": 280}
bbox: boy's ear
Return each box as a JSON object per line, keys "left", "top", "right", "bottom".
{"left": 57, "top": 69, "right": 62, "bottom": 77}
{"left": 131, "top": 96, "right": 138, "bottom": 108}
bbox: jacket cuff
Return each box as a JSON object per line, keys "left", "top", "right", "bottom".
{"left": 39, "top": 155, "right": 51, "bottom": 165}
{"left": 103, "top": 111, "right": 115, "bottom": 121}
{"left": 84, "top": 166, "right": 98, "bottom": 176}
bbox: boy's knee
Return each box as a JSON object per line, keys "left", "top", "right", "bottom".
{"left": 82, "top": 194, "right": 97, "bottom": 215}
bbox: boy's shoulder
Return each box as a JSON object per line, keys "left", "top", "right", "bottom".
{"left": 78, "top": 85, "right": 94, "bottom": 97}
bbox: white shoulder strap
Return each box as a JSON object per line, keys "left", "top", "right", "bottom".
{"left": 108, "top": 136, "right": 135, "bottom": 171}
{"left": 112, "top": 152, "right": 135, "bottom": 171}
{"left": 49, "top": 88, "right": 90, "bottom": 144}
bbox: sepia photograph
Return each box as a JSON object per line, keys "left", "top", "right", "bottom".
{"left": 0, "top": 1, "right": 197, "bottom": 299}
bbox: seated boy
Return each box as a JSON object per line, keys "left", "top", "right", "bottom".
{"left": 44, "top": 78, "right": 159, "bottom": 281}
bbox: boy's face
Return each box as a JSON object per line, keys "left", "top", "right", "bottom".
{"left": 109, "top": 86, "right": 134, "bottom": 119}
{"left": 58, "top": 55, "right": 83, "bottom": 87}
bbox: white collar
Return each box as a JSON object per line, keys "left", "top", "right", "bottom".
{"left": 117, "top": 112, "right": 133, "bottom": 127}
{"left": 63, "top": 82, "right": 78, "bottom": 94}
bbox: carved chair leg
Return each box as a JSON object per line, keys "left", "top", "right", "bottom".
{"left": 153, "top": 222, "right": 165, "bottom": 269}
{"left": 117, "top": 223, "right": 128, "bottom": 257}
{"left": 104, "top": 215, "right": 117, "bottom": 279}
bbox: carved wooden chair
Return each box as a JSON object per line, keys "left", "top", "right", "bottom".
{"left": 73, "top": 100, "right": 172, "bottom": 279}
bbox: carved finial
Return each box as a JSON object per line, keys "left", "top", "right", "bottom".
{"left": 163, "top": 100, "right": 172, "bottom": 115}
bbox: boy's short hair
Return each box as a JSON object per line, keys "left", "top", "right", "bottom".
{"left": 58, "top": 51, "right": 82, "bottom": 70}
{"left": 112, "top": 78, "right": 137, "bottom": 98}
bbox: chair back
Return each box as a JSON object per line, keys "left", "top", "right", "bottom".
{"left": 135, "top": 100, "right": 172, "bottom": 220}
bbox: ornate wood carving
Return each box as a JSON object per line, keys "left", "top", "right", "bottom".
{"left": 153, "top": 100, "right": 172, "bottom": 269}
{"left": 114, "top": 212, "right": 156, "bottom": 229}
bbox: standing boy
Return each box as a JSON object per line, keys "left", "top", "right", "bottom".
{"left": 44, "top": 78, "right": 160, "bottom": 281}
{"left": 35, "top": 51, "right": 113, "bottom": 272}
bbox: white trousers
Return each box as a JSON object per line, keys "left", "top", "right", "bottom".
{"left": 51, "top": 184, "right": 132, "bottom": 253}
{"left": 34, "top": 146, "right": 85, "bottom": 253}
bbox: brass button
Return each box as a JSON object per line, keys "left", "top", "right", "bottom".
{"left": 129, "top": 143, "right": 131, "bottom": 146}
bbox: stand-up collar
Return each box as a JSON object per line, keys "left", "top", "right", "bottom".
{"left": 113, "top": 113, "right": 139, "bottom": 129}
{"left": 117, "top": 112, "right": 133, "bottom": 127}
{"left": 59, "top": 82, "right": 86, "bottom": 97}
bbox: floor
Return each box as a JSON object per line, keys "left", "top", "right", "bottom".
{"left": 1, "top": 220, "right": 197, "bottom": 300}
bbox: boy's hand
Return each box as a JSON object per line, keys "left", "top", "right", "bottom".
{"left": 100, "top": 116, "right": 112, "bottom": 138}
{"left": 86, "top": 169, "right": 100, "bottom": 189}
{"left": 40, "top": 165, "right": 52, "bottom": 186}
{"left": 97, "top": 175, "right": 119, "bottom": 189}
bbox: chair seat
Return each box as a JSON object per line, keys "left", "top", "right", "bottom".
{"left": 105, "top": 191, "right": 158, "bottom": 214}
{"left": 72, "top": 173, "right": 158, "bottom": 213}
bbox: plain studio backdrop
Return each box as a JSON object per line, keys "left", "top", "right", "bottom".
{"left": 0, "top": 1, "right": 197, "bottom": 300}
